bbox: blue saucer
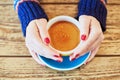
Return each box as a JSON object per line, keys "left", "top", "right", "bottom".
{"left": 38, "top": 52, "right": 90, "bottom": 71}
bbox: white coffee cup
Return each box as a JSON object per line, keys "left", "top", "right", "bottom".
{"left": 47, "top": 15, "right": 81, "bottom": 56}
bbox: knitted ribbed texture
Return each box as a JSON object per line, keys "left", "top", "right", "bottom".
{"left": 77, "top": 0, "right": 107, "bottom": 32}
{"left": 17, "top": 1, "right": 48, "bottom": 36}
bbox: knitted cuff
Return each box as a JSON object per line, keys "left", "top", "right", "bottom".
{"left": 17, "top": 1, "right": 48, "bottom": 36}
{"left": 77, "top": 0, "right": 107, "bottom": 32}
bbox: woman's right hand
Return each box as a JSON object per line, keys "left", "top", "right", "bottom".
{"left": 25, "top": 19, "right": 63, "bottom": 66}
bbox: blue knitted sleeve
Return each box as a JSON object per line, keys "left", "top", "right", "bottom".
{"left": 15, "top": 1, "right": 48, "bottom": 37}
{"left": 77, "top": 0, "right": 107, "bottom": 32}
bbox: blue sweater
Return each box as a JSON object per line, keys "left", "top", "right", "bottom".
{"left": 14, "top": 0, "right": 107, "bottom": 37}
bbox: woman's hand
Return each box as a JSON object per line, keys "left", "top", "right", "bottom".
{"left": 25, "top": 19, "right": 63, "bottom": 66}
{"left": 70, "top": 15, "right": 104, "bottom": 64}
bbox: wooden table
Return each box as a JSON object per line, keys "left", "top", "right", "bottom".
{"left": 0, "top": 0, "right": 120, "bottom": 80}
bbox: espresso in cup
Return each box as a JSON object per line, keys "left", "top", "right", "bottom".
{"left": 47, "top": 16, "right": 81, "bottom": 56}
{"left": 49, "top": 21, "right": 80, "bottom": 51}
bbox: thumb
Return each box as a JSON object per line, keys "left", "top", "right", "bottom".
{"left": 79, "top": 15, "right": 91, "bottom": 41}
{"left": 36, "top": 19, "right": 50, "bottom": 45}
{"left": 70, "top": 16, "right": 91, "bottom": 61}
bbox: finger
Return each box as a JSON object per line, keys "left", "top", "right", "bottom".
{"left": 26, "top": 20, "right": 41, "bottom": 41}
{"left": 35, "top": 19, "right": 50, "bottom": 45}
{"left": 79, "top": 15, "right": 91, "bottom": 41}
{"left": 70, "top": 19, "right": 102, "bottom": 61}
{"left": 28, "top": 49, "right": 46, "bottom": 66}
{"left": 70, "top": 33, "right": 103, "bottom": 61}
{"left": 26, "top": 21, "right": 63, "bottom": 62}
{"left": 29, "top": 42, "right": 63, "bottom": 62}
{"left": 26, "top": 34, "right": 63, "bottom": 62}
{"left": 84, "top": 46, "right": 100, "bottom": 65}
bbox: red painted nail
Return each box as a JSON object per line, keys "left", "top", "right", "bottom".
{"left": 85, "top": 61, "right": 89, "bottom": 65}
{"left": 81, "top": 34, "right": 86, "bottom": 41}
{"left": 44, "top": 37, "right": 50, "bottom": 44}
{"left": 54, "top": 55, "right": 60, "bottom": 58}
{"left": 75, "top": 54, "right": 80, "bottom": 59}
{"left": 56, "top": 60, "right": 62, "bottom": 63}
{"left": 71, "top": 57, "right": 76, "bottom": 61}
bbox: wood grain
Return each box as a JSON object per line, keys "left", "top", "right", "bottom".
{"left": 0, "top": 5, "right": 120, "bottom": 25}
{"left": 0, "top": 3, "right": 120, "bottom": 56}
{"left": 0, "top": 57, "right": 120, "bottom": 80}
{"left": 0, "top": 0, "right": 120, "bottom": 80}
{"left": 0, "top": 0, "right": 120, "bottom": 4}
{"left": 0, "top": 25, "right": 120, "bottom": 56}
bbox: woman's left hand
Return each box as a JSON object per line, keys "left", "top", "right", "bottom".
{"left": 70, "top": 15, "right": 104, "bottom": 64}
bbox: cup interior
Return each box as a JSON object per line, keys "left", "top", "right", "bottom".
{"left": 47, "top": 16, "right": 81, "bottom": 56}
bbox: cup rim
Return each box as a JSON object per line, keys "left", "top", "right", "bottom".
{"left": 47, "top": 15, "right": 81, "bottom": 56}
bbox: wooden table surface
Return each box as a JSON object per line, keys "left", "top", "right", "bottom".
{"left": 0, "top": 0, "right": 120, "bottom": 80}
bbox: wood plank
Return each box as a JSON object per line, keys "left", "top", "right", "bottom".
{"left": 0, "top": 57, "right": 120, "bottom": 80}
{"left": 0, "top": 5, "right": 120, "bottom": 25}
{"left": 1, "top": 39, "right": 120, "bottom": 56}
{"left": 0, "top": 0, "right": 120, "bottom": 4}
{"left": 0, "top": 2, "right": 120, "bottom": 56}
{"left": 0, "top": 24, "right": 120, "bottom": 56}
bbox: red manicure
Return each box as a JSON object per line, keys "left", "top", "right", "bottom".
{"left": 75, "top": 54, "right": 80, "bottom": 59}
{"left": 85, "top": 61, "right": 89, "bottom": 65}
{"left": 54, "top": 55, "right": 60, "bottom": 58}
{"left": 44, "top": 37, "right": 50, "bottom": 44}
{"left": 71, "top": 57, "right": 76, "bottom": 61}
{"left": 81, "top": 34, "right": 86, "bottom": 41}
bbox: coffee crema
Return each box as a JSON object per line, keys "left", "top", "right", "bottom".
{"left": 48, "top": 21, "right": 80, "bottom": 51}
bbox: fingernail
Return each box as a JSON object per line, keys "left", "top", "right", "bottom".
{"left": 75, "top": 54, "right": 80, "bottom": 59}
{"left": 56, "top": 60, "right": 62, "bottom": 63}
{"left": 71, "top": 57, "right": 76, "bottom": 61}
{"left": 54, "top": 55, "right": 61, "bottom": 58}
{"left": 84, "top": 61, "right": 89, "bottom": 65}
{"left": 81, "top": 34, "right": 86, "bottom": 41}
{"left": 44, "top": 37, "right": 50, "bottom": 44}
{"left": 86, "top": 62, "right": 89, "bottom": 64}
